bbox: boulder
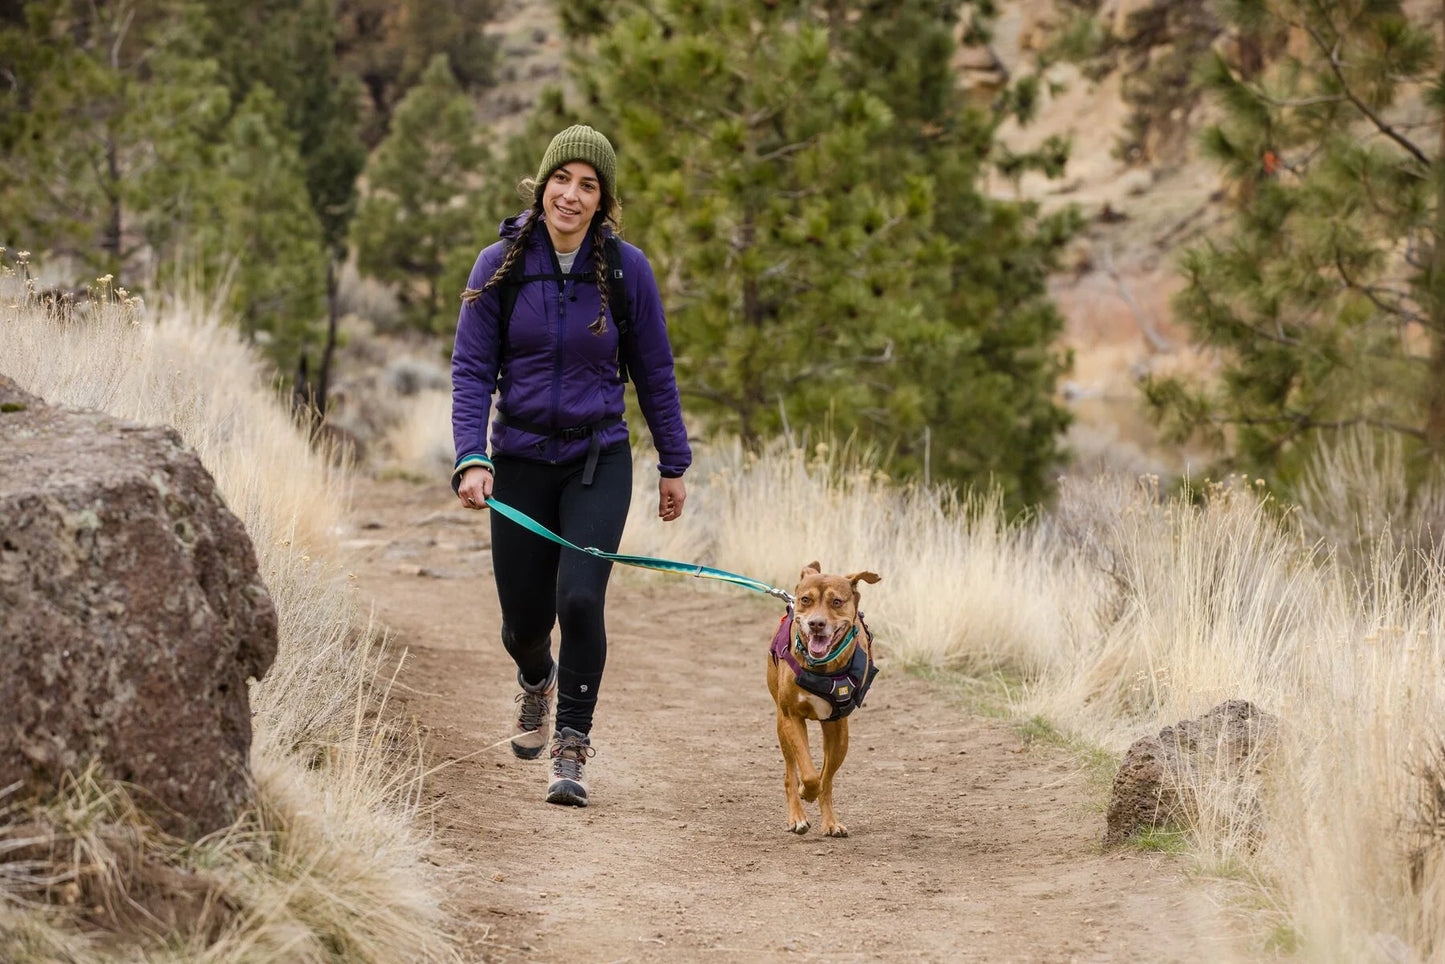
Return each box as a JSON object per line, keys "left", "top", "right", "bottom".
{"left": 1104, "top": 698, "right": 1278, "bottom": 847}
{"left": 0, "top": 375, "right": 277, "bottom": 839}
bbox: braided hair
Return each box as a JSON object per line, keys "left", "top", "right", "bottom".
{"left": 461, "top": 177, "right": 622, "bottom": 338}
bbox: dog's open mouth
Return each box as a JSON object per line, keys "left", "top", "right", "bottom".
{"left": 807, "top": 632, "right": 835, "bottom": 658}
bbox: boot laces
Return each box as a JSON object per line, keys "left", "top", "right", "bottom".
{"left": 550, "top": 734, "right": 595, "bottom": 781}
{"left": 515, "top": 689, "right": 551, "bottom": 732}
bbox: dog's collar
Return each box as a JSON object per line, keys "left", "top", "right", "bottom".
{"left": 793, "top": 623, "right": 858, "bottom": 668}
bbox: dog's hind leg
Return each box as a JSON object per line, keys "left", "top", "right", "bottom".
{"left": 776, "top": 711, "right": 813, "bottom": 833}
{"left": 818, "top": 719, "right": 850, "bottom": 837}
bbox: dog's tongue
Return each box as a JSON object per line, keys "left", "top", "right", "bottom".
{"left": 808, "top": 633, "right": 832, "bottom": 657}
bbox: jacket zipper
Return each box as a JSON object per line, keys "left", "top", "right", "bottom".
{"left": 547, "top": 243, "right": 568, "bottom": 464}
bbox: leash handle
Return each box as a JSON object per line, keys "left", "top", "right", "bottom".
{"left": 484, "top": 498, "right": 795, "bottom": 605}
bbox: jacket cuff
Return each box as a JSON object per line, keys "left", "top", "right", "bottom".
{"left": 451, "top": 453, "right": 494, "bottom": 494}
{"left": 658, "top": 466, "right": 686, "bottom": 479}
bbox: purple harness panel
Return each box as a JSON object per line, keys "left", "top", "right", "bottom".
{"left": 770, "top": 613, "right": 795, "bottom": 665}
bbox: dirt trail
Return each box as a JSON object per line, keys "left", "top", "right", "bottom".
{"left": 341, "top": 475, "right": 1251, "bottom": 963}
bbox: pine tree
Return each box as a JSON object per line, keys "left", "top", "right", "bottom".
{"left": 0, "top": 1, "right": 332, "bottom": 376}
{"left": 199, "top": 0, "right": 368, "bottom": 409}
{"left": 554, "top": 0, "right": 1075, "bottom": 506}
{"left": 201, "top": 0, "right": 367, "bottom": 254}
{"left": 0, "top": 0, "right": 231, "bottom": 279}
{"left": 837, "top": 0, "right": 1079, "bottom": 498}
{"left": 186, "top": 85, "right": 329, "bottom": 369}
{"left": 1147, "top": 0, "right": 1445, "bottom": 483}
{"left": 334, "top": 0, "right": 501, "bottom": 146}
{"left": 351, "top": 54, "right": 490, "bottom": 334}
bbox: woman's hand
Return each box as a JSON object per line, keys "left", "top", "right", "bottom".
{"left": 658, "top": 476, "right": 686, "bottom": 522}
{"left": 457, "top": 465, "right": 494, "bottom": 510}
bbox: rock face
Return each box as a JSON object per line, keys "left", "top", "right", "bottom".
{"left": 0, "top": 375, "right": 278, "bottom": 839}
{"left": 1104, "top": 699, "right": 1278, "bottom": 847}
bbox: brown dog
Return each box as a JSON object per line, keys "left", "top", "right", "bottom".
{"left": 766, "top": 562, "right": 881, "bottom": 837}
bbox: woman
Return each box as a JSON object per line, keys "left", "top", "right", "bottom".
{"left": 451, "top": 124, "right": 691, "bottom": 807}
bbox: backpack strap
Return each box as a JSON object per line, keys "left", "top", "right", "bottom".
{"left": 495, "top": 235, "right": 635, "bottom": 383}
{"left": 602, "top": 235, "right": 633, "bottom": 384}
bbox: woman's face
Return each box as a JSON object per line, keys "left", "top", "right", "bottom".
{"left": 542, "top": 162, "right": 602, "bottom": 251}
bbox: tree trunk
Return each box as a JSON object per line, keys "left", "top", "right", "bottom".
{"left": 317, "top": 256, "right": 341, "bottom": 418}
{"left": 738, "top": 210, "right": 761, "bottom": 448}
{"left": 103, "top": 132, "right": 123, "bottom": 275}
{"left": 1426, "top": 6, "right": 1445, "bottom": 450}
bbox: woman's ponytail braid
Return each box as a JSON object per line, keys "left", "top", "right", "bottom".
{"left": 589, "top": 216, "right": 610, "bottom": 336}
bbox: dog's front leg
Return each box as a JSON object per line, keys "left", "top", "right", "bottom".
{"left": 775, "top": 710, "right": 813, "bottom": 833}
{"left": 818, "top": 719, "right": 850, "bottom": 837}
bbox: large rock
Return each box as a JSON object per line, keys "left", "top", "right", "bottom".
{"left": 1104, "top": 699, "right": 1278, "bottom": 847}
{"left": 0, "top": 375, "right": 277, "bottom": 839}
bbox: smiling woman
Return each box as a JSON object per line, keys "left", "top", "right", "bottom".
{"left": 450, "top": 124, "right": 691, "bottom": 808}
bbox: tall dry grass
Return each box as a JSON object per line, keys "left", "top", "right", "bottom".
{"left": 618, "top": 434, "right": 1445, "bottom": 960}
{"left": 0, "top": 257, "right": 453, "bottom": 961}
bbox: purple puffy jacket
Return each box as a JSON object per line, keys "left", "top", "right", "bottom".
{"left": 451, "top": 212, "right": 691, "bottom": 489}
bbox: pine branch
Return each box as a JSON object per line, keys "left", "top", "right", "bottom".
{"left": 1258, "top": 93, "right": 1346, "bottom": 108}
{"left": 1333, "top": 250, "right": 1428, "bottom": 325}
{"left": 1201, "top": 295, "right": 1305, "bottom": 348}
{"left": 1305, "top": 23, "right": 1430, "bottom": 169}
{"left": 756, "top": 138, "right": 816, "bottom": 163}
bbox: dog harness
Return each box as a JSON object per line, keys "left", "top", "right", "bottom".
{"left": 769, "top": 610, "right": 879, "bottom": 722}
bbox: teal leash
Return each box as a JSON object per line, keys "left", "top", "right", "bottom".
{"left": 484, "top": 498, "right": 795, "bottom": 605}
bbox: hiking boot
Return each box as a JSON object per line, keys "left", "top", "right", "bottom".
{"left": 545, "top": 727, "right": 595, "bottom": 807}
{"left": 510, "top": 664, "right": 557, "bottom": 760}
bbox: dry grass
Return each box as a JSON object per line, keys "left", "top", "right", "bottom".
{"left": 0, "top": 256, "right": 454, "bottom": 961}
{"left": 619, "top": 436, "right": 1098, "bottom": 680}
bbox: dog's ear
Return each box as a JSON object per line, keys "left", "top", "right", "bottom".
{"left": 801, "top": 561, "right": 821, "bottom": 579}
{"left": 846, "top": 571, "right": 881, "bottom": 587}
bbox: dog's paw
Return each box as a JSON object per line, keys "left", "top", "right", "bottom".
{"left": 824, "top": 823, "right": 849, "bottom": 838}
{"left": 800, "top": 778, "right": 820, "bottom": 802}
{"left": 788, "top": 819, "right": 810, "bottom": 834}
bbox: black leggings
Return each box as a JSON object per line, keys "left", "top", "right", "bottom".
{"left": 489, "top": 442, "right": 631, "bottom": 735}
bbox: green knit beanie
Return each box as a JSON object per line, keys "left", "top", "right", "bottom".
{"left": 535, "top": 124, "right": 617, "bottom": 199}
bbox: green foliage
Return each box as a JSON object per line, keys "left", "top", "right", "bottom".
{"left": 202, "top": 0, "right": 367, "bottom": 254}
{"left": 0, "top": 0, "right": 352, "bottom": 375}
{"left": 335, "top": 0, "right": 502, "bottom": 146}
{"left": 351, "top": 54, "right": 491, "bottom": 334}
{"left": 1151, "top": 0, "right": 1445, "bottom": 484}
{"left": 0, "top": 0, "right": 230, "bottom": 275}
{"left": 187, "top": 85, "right": 329, "bottom": 365}
{"left": 1042, "top": 11, "right": 1114, "bottom": 71}
{"left": 548, "top": 0, "right": 1075, "bottom": 508}
{"left": 1, "top": 0, "right": 505, "bottom": 382}
{"left": 1125, "top": 825, "right": 1191, "bottom": 854}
